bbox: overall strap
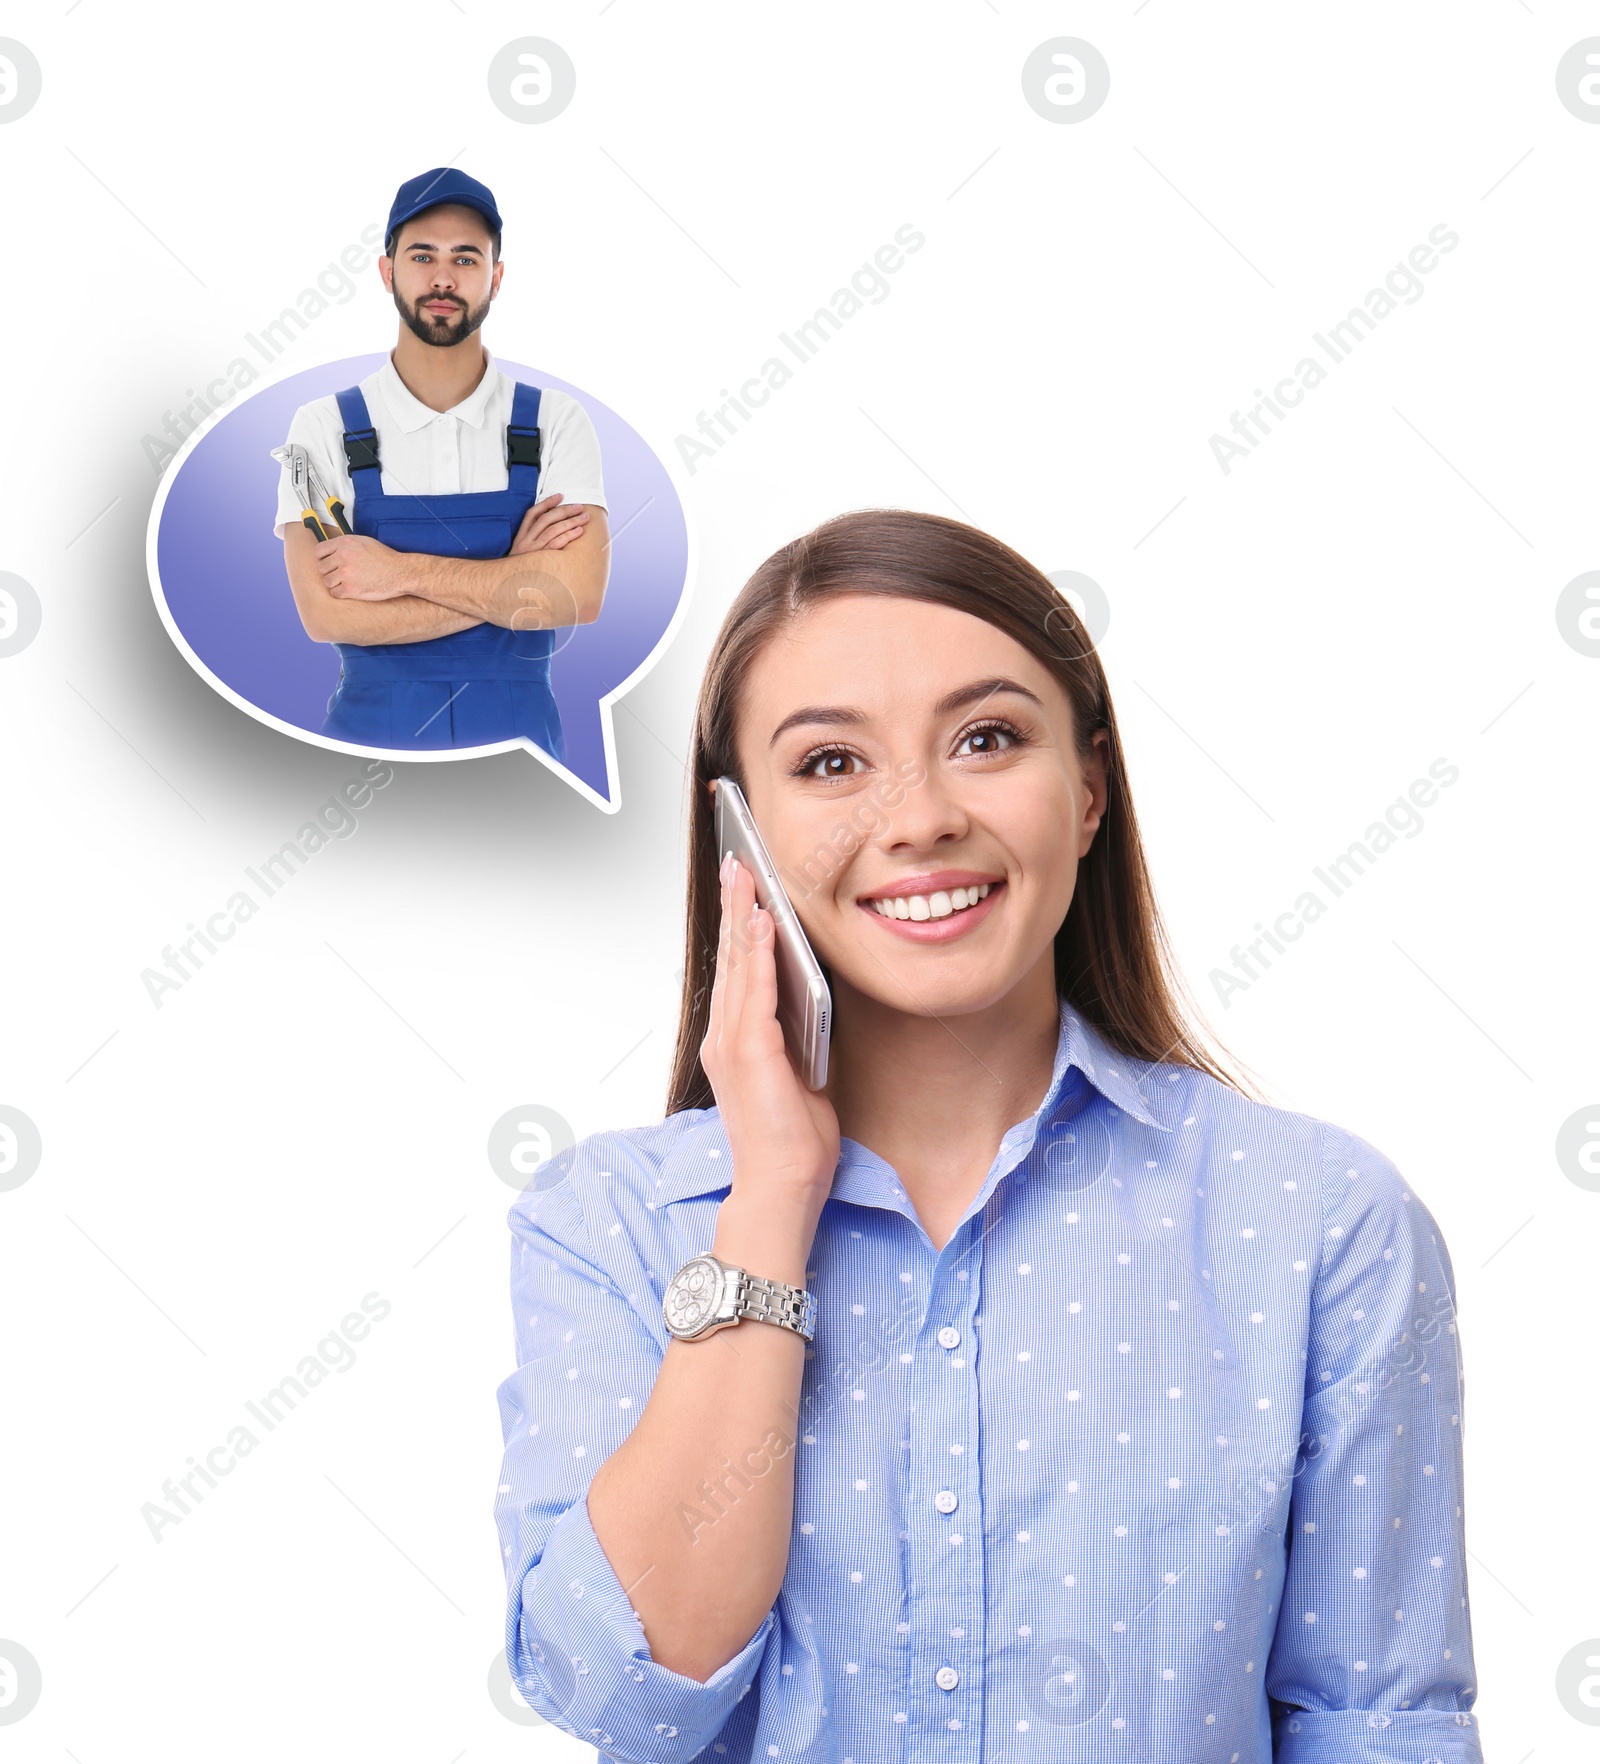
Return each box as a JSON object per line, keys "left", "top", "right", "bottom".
{"left": 506, "top": 382, "right": 542, "bottom": 497}
{"left": 335, "top": 386, "right": 382, "bottom": 501}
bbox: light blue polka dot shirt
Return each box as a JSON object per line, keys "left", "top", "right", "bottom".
{"left": 494, "top": 1000, "right": 1481, "bottom": 1762}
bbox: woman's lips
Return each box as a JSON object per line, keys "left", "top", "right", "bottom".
{"left": 857, "top": 880, "right": 1005, "bottom": 943}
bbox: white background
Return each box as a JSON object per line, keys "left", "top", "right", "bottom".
{"left": 1, "top": 2, "right": 1594, "bottom": 1757}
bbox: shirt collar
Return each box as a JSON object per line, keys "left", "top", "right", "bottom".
{"left": 1054, "top": 1004, "right": 1177, "bottom": 1136}
{"left": 375, "top": 347, "right": 499, "bottom": 433}
{"left": 650, "top": 1000, "right": 1175, "bottom": 1210}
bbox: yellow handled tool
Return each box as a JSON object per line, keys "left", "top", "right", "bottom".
{"left": 304, "top": 454, "right": 353, "bottom": 536}
{"left": 270, "top": 444, "right": 337, "bottom": 540}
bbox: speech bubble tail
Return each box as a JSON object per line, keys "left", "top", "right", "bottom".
{"left": 514, "top": 693, "right": 622, "bottom": 811}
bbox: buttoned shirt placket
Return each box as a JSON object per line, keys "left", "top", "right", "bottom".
{"left": 899, "top": 1116, "right": 1041, "bottom": 1760}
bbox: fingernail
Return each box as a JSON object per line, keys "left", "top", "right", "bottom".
{"left": 719, "top": 853, "right": 732, "bottom": 886}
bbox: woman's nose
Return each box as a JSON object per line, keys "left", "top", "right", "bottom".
{"left": 880, "top": 766, "right": 966, "bottom": 848}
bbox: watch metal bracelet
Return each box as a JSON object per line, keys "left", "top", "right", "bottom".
{"left": 735, "top": 1268, "right": 818, "bottom": 1342}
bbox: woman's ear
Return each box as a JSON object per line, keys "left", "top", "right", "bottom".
{"left": 1079, "top": 729, "right": 1111, "bottom": 853}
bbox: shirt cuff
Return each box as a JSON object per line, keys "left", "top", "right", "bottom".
{"left": 506, "top": 1489, "right": 772, "bottom": 1762}
{"left": 544, "top": 485, "right": 608, "bottom": 512}
{"left": 1274, "top": 1707, "right": 1483, "bottom": 1762}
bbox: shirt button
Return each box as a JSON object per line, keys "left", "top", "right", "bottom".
{"left": 935, "top": 1666, "right": 960, "bottom": 1691}
{"left": 937, "top": 1326, "right": 961, "bottom": 1349}
{"left": 934, "top": 1489, "right": 958, "bottom": 1514}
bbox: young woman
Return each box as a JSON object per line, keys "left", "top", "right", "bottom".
{"left": 493, "top": 510, "right": 1482, "bottom": 1763}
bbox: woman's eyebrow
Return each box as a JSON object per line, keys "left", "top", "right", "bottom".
{"left": 934, "top": 677, "right": 1044, "bottom": 718}
{"left": 767, "top": 677, "right": 1043, "bottom": 747}
{"left": 767, "top": 703, "right": 863, "bottom": 746}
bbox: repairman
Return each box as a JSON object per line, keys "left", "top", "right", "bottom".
{"left": 272, "top": 168, "right": 609, "bottom": 756}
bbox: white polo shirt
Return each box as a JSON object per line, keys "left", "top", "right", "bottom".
{"left": 272, "top": 349, "right": 607, "bottom": 536}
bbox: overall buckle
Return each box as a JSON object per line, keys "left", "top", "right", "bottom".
{"left": 343, "top": 428, "right": 381, "bottom": 473}
{"left": 507, "top": 425, "right": 541, "bottom": 469}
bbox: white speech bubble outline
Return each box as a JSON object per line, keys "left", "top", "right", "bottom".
{"left": 145, "top": 354, "right": 697, "bottom": 814}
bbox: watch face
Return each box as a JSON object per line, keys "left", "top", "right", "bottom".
{"left": 664, "top": 1256, "right": 724, "bottom": 1336}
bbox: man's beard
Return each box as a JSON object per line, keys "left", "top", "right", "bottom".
{"left": 394, "top": 285, "right": 492, "bottom": 349}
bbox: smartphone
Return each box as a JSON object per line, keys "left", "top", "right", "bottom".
{"left": 713, "top": 776, "right": 832, "bottom": 1090}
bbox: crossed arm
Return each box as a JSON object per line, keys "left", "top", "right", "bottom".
{"left": 281, "top": 495, "right": 610, "bottom": 646}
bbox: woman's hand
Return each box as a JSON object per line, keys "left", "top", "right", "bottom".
{"left": 700, "top": 849, "right": 841, "bottom": 1215}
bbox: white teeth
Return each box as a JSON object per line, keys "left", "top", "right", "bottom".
{"left": 870, "top": 882, "right": 993, "bottom": 920}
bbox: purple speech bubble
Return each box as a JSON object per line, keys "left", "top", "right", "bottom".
{"left": 146, "top": 354, "right": 691, "bottom": 810}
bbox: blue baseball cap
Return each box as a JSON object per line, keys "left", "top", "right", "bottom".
{"left": 384, "top": 168, "right": 503, "bottom": 252}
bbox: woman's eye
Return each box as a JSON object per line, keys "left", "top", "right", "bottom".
{"left": 956, "top": 723, "right": 1019, "bottom": 757}
{"left": 799, "top": 749, "right": 863, "bottom": 779}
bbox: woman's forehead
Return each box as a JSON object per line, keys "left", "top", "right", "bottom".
{"left": 754, "top": 593, "right": 1033, "bottom": 685}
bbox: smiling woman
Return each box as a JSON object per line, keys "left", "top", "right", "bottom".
{"left": 494, "top": 508, "right": 1483, "bottom": 1764}
{"left": 667, "top": 507, "right": 1248, "bottom": 1116}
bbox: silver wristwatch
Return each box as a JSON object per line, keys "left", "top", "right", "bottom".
{"left": 662, "top": 1251, "right": 817, "bottom": 1344}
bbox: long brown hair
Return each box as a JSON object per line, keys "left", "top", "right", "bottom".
{"left": 666, "top": 508, "right": 1260, "bottom": 1114}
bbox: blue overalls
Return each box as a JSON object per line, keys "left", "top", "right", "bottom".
{"left": 321, "top": 382, "right": 566, "bottom": 757}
